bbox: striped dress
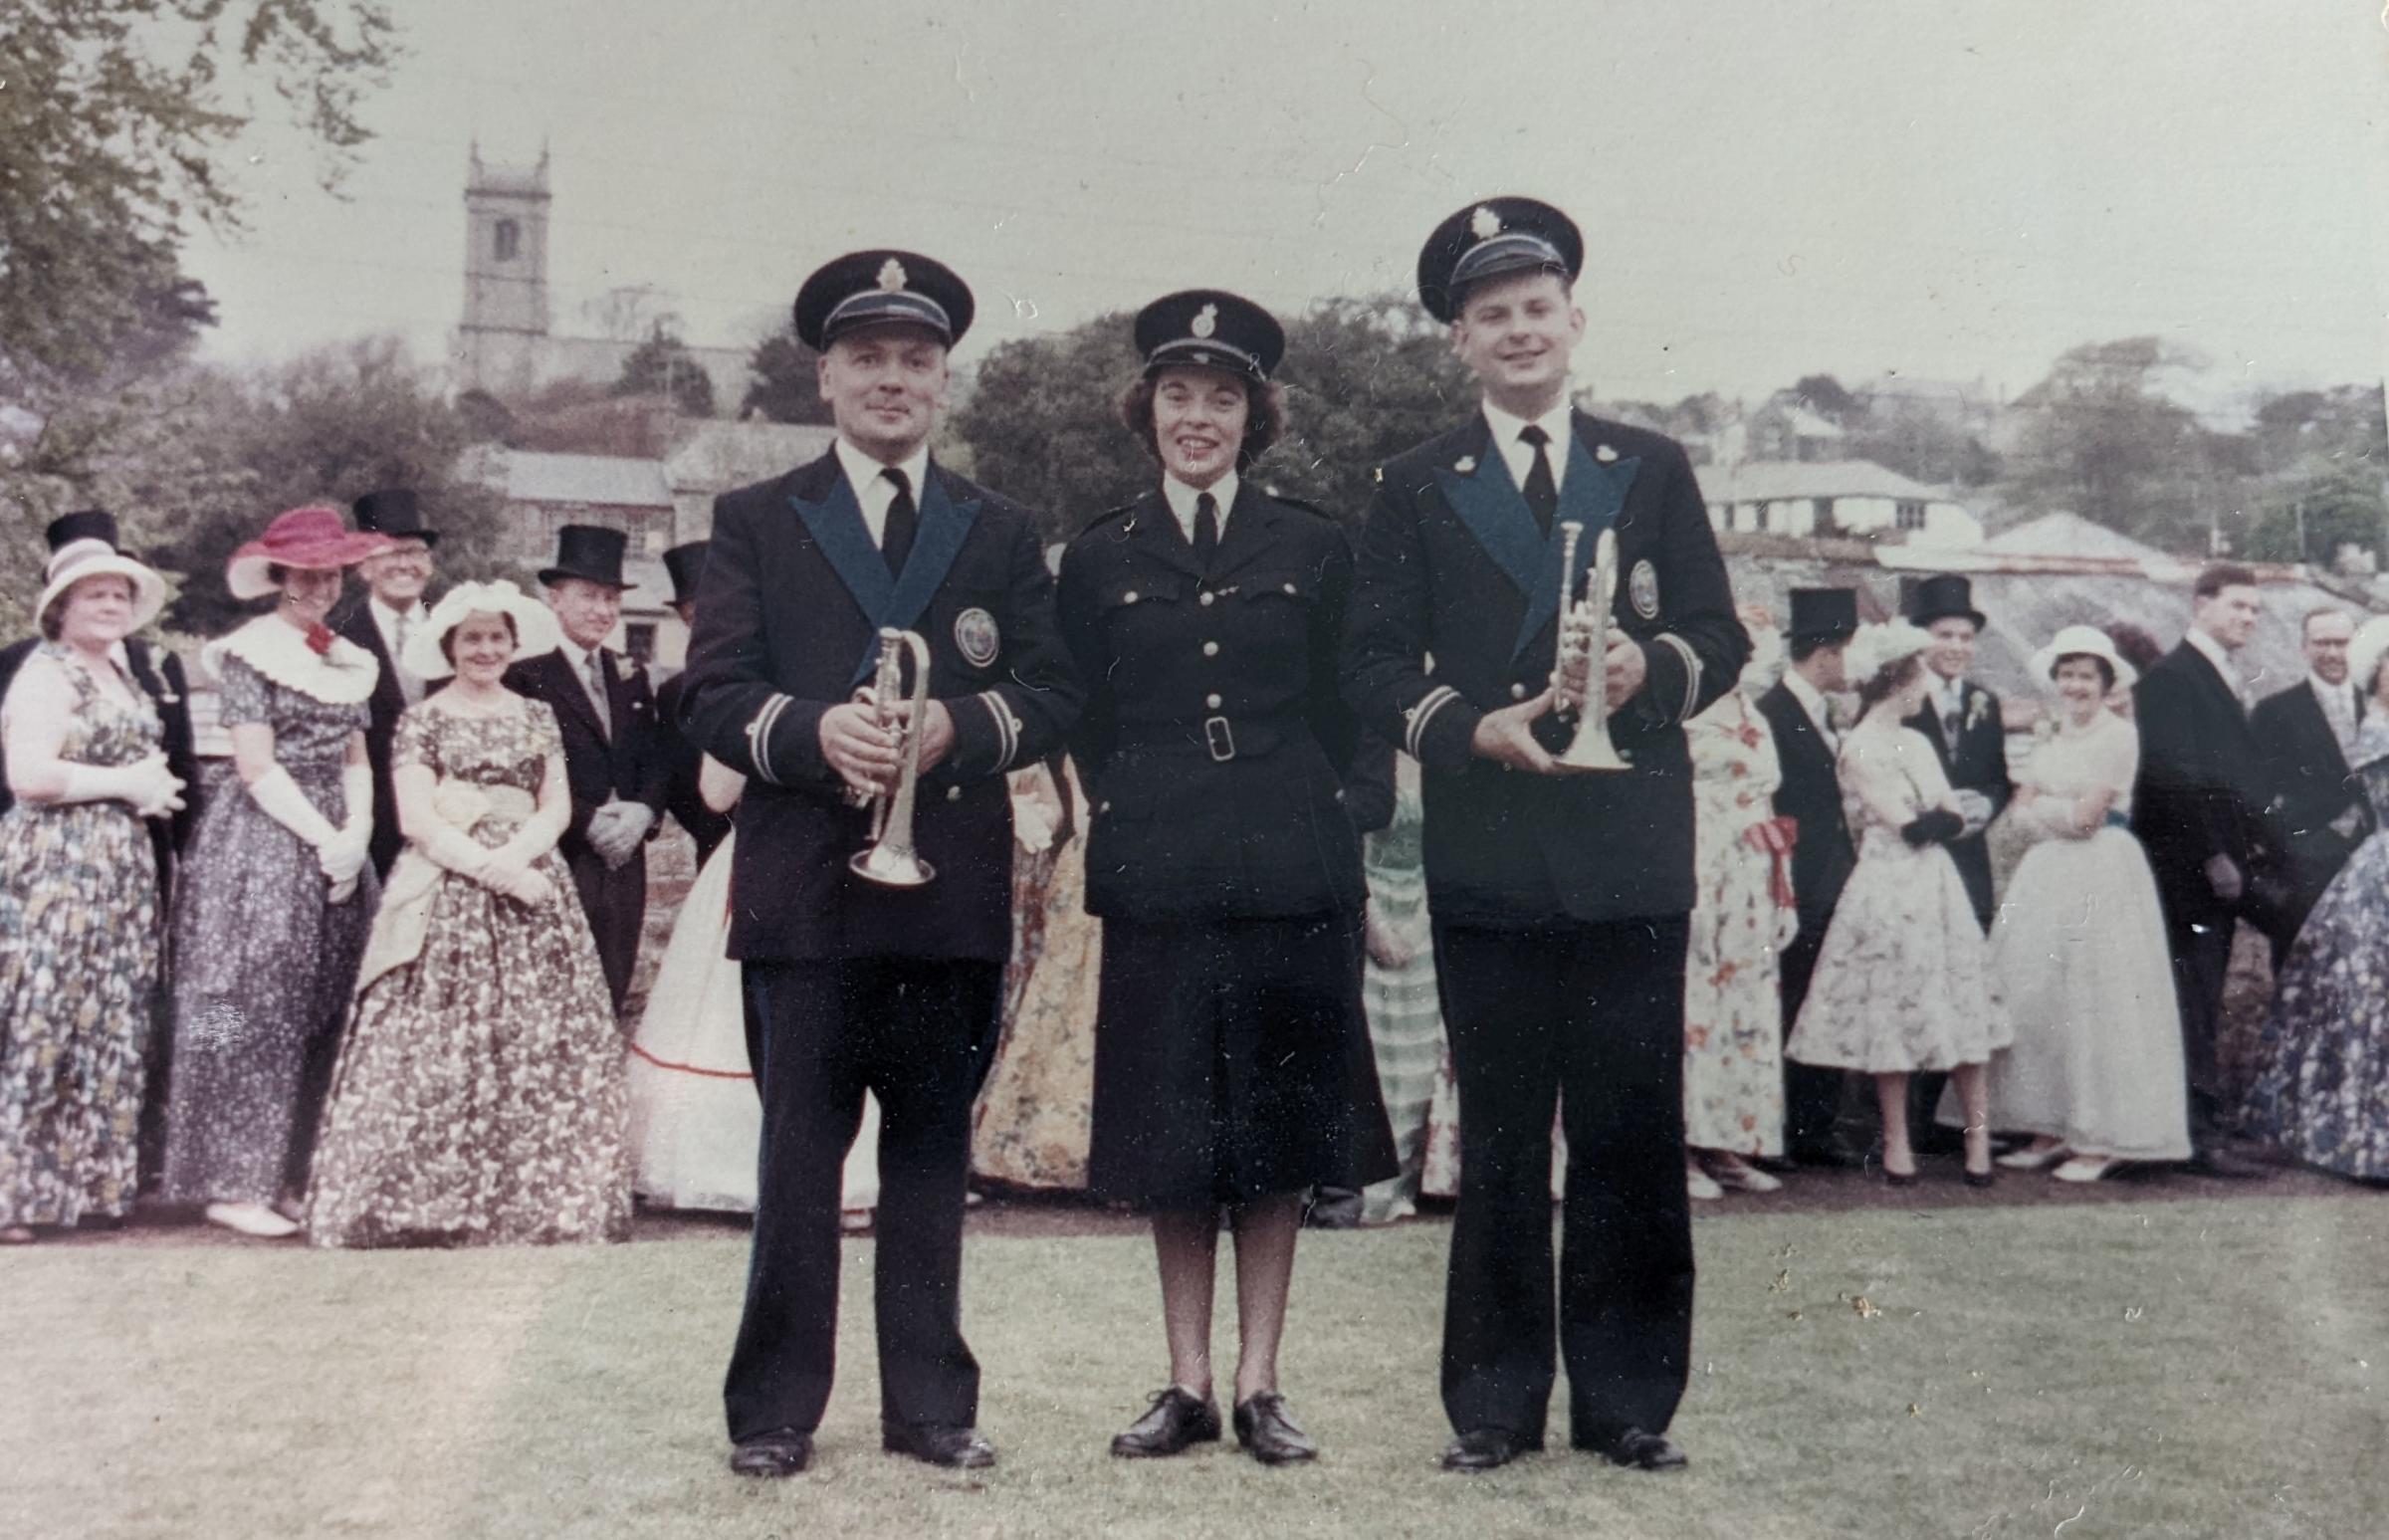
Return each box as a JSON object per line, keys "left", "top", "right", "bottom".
{"left": 1359, "top": 757, "right": 1446, "bottom": 1222}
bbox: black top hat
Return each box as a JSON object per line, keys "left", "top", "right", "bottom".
{"left": 44, "top": 509, "right": 121, "bottom": 553}
{"left": 793, "top": 250, "right": 975, "bottom": 351}
{"left": 1416, "top": 196, "right": 1586, "bottom": 324}
{"left": 1786, "top": 587, "right": 1861, "bottom": 644}
{"left": 1133, "top": 290, "right": 1285, "bottom": 383}
{"left": 539, "top": 525, "right": 635, "bottom": 590}
{"left": 1907, "top": 573, "right": 1986, "bottom": 630}
{"left": 662, "top": 541, "right": 709, "bottom": 607}
{"left": 351, "top": 488, "right": 440, "bottom": 548}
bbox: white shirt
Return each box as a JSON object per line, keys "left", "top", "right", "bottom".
{"left": 2186, "top": 626, "right": 2244, "bottom": 703}
{"left": 1782, "top": 668, "right": 1839, "bottom": 748}
{"left": 555, "top": 635, "right": 612, "bottom": 732}
{"left": 1481, "top": 397, "right": 1576, "bottom": 497}
{"left": 1162, "top": 471, "right": 1238, "bottom": 546}
{"left": 834, "top": 437, "right": 933, "bottom": 550}
{"left": 2310, "top": 671, "right": 2362, "bottom": 757}
{"left": 368, "top": 595, "right": 429, "bottom": 697}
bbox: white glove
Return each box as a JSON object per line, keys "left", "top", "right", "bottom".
{"left": 322, "top": 763, "right": 374, "bottom": 883}
{"left": 247, "top": 766, "right": 340, "bottom": 856}
{"left": 413, "top": 821, "right": 494, "bottom": 879}
{"left": 591, "top": 801, "right": 654, "bottom": 870}
{"left": 483, "top": 853, "right": 556, "bottom": 908}
{"left": 61, "top": 755, "right": 185, "bottom": 818}
{"left": 1952, "top": 789, "right": 1993, "bottom": 838}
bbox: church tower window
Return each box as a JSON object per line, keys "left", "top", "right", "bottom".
{"left": 494, "top": 219, "right": 521, "bottom": 262}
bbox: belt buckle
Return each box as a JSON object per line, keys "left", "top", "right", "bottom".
{"left": 1203, "top": 715, "right": 1236, "bottom": 763}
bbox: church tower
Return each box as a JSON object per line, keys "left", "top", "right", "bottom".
{"left": 452, "top": 143, "right": 551, "bottom": 398}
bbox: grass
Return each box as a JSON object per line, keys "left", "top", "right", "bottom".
{"left": 4, "top": 1197, "right": 2383, "bottom": 1540}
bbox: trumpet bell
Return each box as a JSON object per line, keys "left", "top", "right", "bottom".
{"left": 1554, "top": 721, "right": 1631, "bottom": 772}
{"left": 849, "top": 845, "right": 937, "bottom": 888}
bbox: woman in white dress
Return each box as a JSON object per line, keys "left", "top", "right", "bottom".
{"left": 625, "top": 758, "right": 879, "bottom": 1224}
{"left": 1963, "top": 626, "right": 2190, "bottom": 1182}
{"left": 1786, "top": 621, "right": 2010, "bottom": 1186}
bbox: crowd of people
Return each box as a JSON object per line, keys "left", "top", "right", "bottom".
{"left": 0, "top": 195, "right": 2381, "bottom": 1486}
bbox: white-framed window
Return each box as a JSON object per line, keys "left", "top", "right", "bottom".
{"left": 1754, "top": 500, "right": 1773, "bottom": 532}
{"left": 1895, "top": 499, "right": 1927, "bottom": 532}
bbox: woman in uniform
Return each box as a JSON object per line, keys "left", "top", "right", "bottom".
{"left": 1058, "top": 290, "right": 1396, "bottom": 1466}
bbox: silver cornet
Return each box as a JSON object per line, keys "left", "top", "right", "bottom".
{"left": 1551, "top": 522, "right": 1630, "bottom": 772}
{"left": 849, "top": 627, "right": 937, "bottom": 887}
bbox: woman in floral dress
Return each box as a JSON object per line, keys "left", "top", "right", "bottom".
{"left": 161, "top": 507, "right": 388, "bottom": 1238}
{"left": 306, "top": 580, "right": 630, "bottom": 1246}
{"left": 2242, "top": 615, "right": 2389, "bottom": 1182}
{"left": 0, "top": 542, "right": 184, "bottom": 1241}
{"left": 1681, "top": 612, "right": 1798, "bottom": 1200}
{"left": 1786, "top": 621, "right": 2009, "bottom": 1186}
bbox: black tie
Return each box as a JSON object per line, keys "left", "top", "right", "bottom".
{"left": 881, "top": 467, "right": 918, "bottom": 576}
{"left": 1518, "top": 424, "right": 1558, "bottom": 535}
{"left": 1193, "top": 491, "right": 1220, "bottom": 570}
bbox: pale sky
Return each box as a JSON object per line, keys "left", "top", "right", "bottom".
{"left": 185, "top": 0, "right": 2389, "bottom": 414}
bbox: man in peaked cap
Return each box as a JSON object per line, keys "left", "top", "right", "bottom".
{"left": 1755, "top": 587, "right": 1865, "bottom": 1170}
{"left": 1344, "top": 196, "right": 1748, "bottom": 1474}
{"left": 336, "top": 488, "right": 441, "bottom": 877}
{"left": 679, "top": 249, "right": 1080, "bottom": 1478}
{"left": 650, "top": 541, "right": 733, "bottom": 867}
{"left": 504, "top": 524, "right": 670, "bottom": 1011}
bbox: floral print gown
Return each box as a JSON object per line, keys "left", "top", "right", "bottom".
{"left": 0, "top": 648, "right": 163, "bottom": 1227}
{"left": 2242, "top": 716, "right": 2389, "bottom": 1179}
{"left": 1682, "top": 691, "right": 1797, "bottom": 1155}
{"left": 305, "top": 703, "right": 630, "bottom": 1246}
{"left": 1786, "top": 716, "right": 2010, "bottom": 1074}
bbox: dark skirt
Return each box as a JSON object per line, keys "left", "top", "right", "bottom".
{"left": 1086, "top": 913, "right": 1398, "bottom": 1209}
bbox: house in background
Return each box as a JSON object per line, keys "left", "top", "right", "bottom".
{"left": 1704, "top": 458, "right": 1984, "bottom": 549}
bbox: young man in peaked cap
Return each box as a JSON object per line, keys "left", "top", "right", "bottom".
{"left": 678, "top": 249, "right": 1081, "bottom": 1478}
{"left": 1343, "top": 196, "right": 1748, "bottom": 1474}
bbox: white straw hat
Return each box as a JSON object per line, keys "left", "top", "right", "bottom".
{"left": 2028, "top": 623, "right": 2139, "bottom": 693}
{"left": 35, "top": 539, "right": 169, "bottom": 635}
{"left": 2347, "top": 616, "right": 2389, "bottom": 699}
{"left": 1845, "top": 618, "right": 1932, "bottom": 686}
{"left": 402, "top": 579, "right": 562, "bottom": 680}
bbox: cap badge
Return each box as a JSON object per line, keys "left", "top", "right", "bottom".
{"left": 1470, "top": 206, "right": 1503, "bottom": 241}
{"left": 1191, "top": 350, "right": 1211, "bottom": 366}
{"left": 876, "top": 258, "right": 908, "bottom": 293}
{"left": 1191, "top": 302, "right": 1218, "bottom": 338}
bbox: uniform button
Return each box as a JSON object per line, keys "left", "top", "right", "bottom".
{"left": 1205, "top": 693, "right": 1222, "bottom": 709}
{"left": 1283, "top": 582, "right": 1297, "bottom": 595}
{"left": 1099, "top": 800, "right": 1112, "bottom": 814}
{"left": 1202, "top": 641, "right": 1219, "bottom": 657}
{"left": 1198, "top": 591, "right": 1215, "bottom": 606}
{"left": 946, "top": 785, "right": 962, "bottom": 801}
{"left": 1511, "top": 682, "right": 1528, "bottom": 700}
{"left": 1122, "top": 589, "right": 1139, "bottom": 604}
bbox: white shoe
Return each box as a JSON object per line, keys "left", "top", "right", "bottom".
{"left": 1997, "top": 1140, "right": 2068, "bottom": 1172}
{"left": 1685, "top": 1167, "right": 1724, "bottom": 1202}
{"left": 1706, "top": 1161, "right": 1783, "bottom": 1195}
{"left": 2052, "top": 1155, "right": 2118, "bottom": 1185}
{"left": 205, "top": 1202, "right": 300, "bottom": 1239}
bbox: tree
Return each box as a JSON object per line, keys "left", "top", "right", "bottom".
{"left": 1792, "top": 373, "right": 1860, "bottom": 424}
{"left": 2240, "top": 462, "right": 2389, "bottom": 568}
{"left": 612, "top": 326, "right": 716, "bottom": 418}
{"left": 741, "top": 325, "right": 836, "bottom": 425}
{"left": 0, "top": 1, "right": 396, "bottom": 387}
{"left": 1846, "top": 400, "right": 2002, "bottom": 488}
{"left": 1998, "top": 337, "right": 2215, "bottom": 549}
{"left": 944, "top": 313, "right": 1145, "bottom": 545}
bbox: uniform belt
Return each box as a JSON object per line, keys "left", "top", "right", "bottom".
{"left": 1110, "top": 714, "right": 1310, "bottom": 764}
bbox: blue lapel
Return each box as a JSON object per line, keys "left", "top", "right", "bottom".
{"left": 787, "top": 461, "right": 981, "bottom": 688}
{"left": 1432, "top": 423, "right": 1644, "bottom": 661}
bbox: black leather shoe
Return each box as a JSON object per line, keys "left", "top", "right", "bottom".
{"left": 882, "top": 1422, "right": 996, "bottom": 1469}
{"left": 1440, "top": 1428, "right": 1538, "bottom": 1472}
{"left": 1791, "top": 1141, "right": 1866, "bottom": 1171}
{"left": 1232, "top": 1391, "right": 1317, "bottom": 1465}
{"left": 1579, "top": 1426, "right": 1688, "bottom": 1471}
{"left": 2185, "top": 1146, "right": 2273, "bottom": 1181}
{"left": 1110, "top": 1387, "right": 1222, "bottom": 1458}
{"left": 728, "top": 1429, "right": 812, "bottom": 1478}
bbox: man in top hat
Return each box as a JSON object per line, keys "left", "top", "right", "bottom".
{"left": 1754, "top": 587, "right": 1865, "bottom": 1169}
{"left": 650, "top": 541, "right": 734, "bottom": 868}
{"left": 336, "top": 488, "right": 441, "bottom": 878}
{"left": 1344, "top": 196, "right": 1748, "bottom": 1474}
{"left": 678, "top": 249, "right": 1081, "bottom": 1478}
{"left": 2252, "top": 606, "right": 2371, "bottom": 961}
{"left": 2132, "top": 564, "right": 2280, "bottom": 1179}
{"left": 1903, "top": 574, "right": 2009, "bottom": 932}
{"left": 505, "top": 524, "right": 669, "bottom": 1012}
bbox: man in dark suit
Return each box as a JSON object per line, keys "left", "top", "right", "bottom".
{"left": 2132, "top": 563, "right": 2279, "bottom": 1179}
{"left": 679, "top": 250, "right": 1081, "bottom": 1479}
{"left": 1754, "top": 588, "right": 1863, "bottom": 1169}
{"left": 1344, "top": 198, "right": 1748, "bottom": 1475}
{"left": 1904, "top": 574, "right": 2010, "bottom": 930}
{"left": 2253, "top": 606, "right": 2369, "bottom": 961}
{"left": 334, "top": 488, "right": 439, "bottom": 878}
{"left": 650, "top": 541, "right": 733, "bottom": 868}
{"left": 505, "top": 525, "right": 668, "bottom": 1012}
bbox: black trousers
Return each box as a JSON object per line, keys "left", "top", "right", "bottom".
{"left": 565, "top": 844, "right": 646, "bottom": 1013}
{"left": 1433, "top": 919, "right": 1695, "bottom": 1445}
{"left": 723, "top": 957, "right": 1000, "bottom": 1442}
{"left": 2160, "top": 899, "right": 2235, "bottom": 1142}
{"left": 1777, "top": 920, "right": 1846, "bottom": 1154}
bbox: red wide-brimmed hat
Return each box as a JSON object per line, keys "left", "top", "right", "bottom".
{"left": 226, "top": 506, "right": 394, "bottom": 600}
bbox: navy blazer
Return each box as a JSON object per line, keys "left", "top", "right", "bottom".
{"left": 652, "top": 669, "right": 734, "bottom": 867}
{"left": 2253, "top": 677, "right": 2372, "bottom": 913}
{"left": 333, "top": 599, "right": 419, "bottom": 877}
{"left": 2132, "top": 641, "right": 2280, "bottom": 923}
{"left": 1756, "top": 680, "right": 1855, "bottom": 935}
{"left": 678, "top": 448, "right": 1082, "bottom": 964}
{"left": 504, "top": 643, "right": 670, "bottom": 859}
{"left": 1059, "top": 483, "right": 1363, "bottom": 923}
{"left": 1342, "top": 408, "right": 1748, "bottom": 926}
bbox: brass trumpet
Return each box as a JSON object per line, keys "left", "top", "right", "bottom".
{"left": 849, "top": 627, "right": 937, "bottom": 887}
{"left": 1551, "top": 522, "right": 1630, "bottom": 772}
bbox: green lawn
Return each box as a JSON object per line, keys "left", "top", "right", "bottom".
{"left": 4, "top": 1197, "right": 2383, "bottom": 1539}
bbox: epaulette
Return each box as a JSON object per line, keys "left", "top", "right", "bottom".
{"left": 1080, "top": 502, "right": 1141, "bottom": 534}
{"left": 1261, "top": 488, "right": 1339, "bottom": 523}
